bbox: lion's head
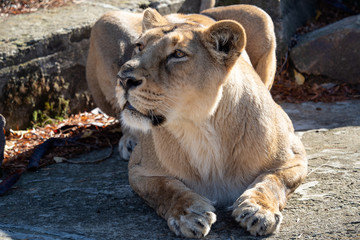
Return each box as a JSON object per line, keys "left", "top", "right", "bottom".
{"left": 116, "top": 8, "right": 246, "bottom": 132}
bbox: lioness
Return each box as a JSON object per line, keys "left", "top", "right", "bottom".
{"left": 87, "top": 6, "right": 307, "bottom": 238}
{"left": 87, "top": 5, "right": 277, "bottom": 160}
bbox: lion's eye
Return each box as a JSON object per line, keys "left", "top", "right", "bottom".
{"left": 166, "top": 49, "right": 188, "bottom": 64}
{"left": 172, "top": 49, "right": 186, "bottom": 58}
{"left": 136, "top": 43, "right": 144, "bottom": 52}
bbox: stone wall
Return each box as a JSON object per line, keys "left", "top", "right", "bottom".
{"left": 0, "top": 20, "right": 93, "bottom": 129}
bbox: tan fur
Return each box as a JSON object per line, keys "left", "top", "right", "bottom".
{"left": 112, "top": 8, "right": 307, "bottom": 238}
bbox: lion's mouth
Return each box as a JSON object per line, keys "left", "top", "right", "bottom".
{"left": 124, "top": 102, "right": 166, "bottom": 126}
{"left": 124, "top": 102, "right": 137, "bottom": 112}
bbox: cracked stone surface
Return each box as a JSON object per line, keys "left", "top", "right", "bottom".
{"left": 1, "top": 100, "right": 359, "bottom": 239}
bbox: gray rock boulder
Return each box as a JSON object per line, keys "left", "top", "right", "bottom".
{"left": 290, "top": 14, "right": 360, "bottom": 84}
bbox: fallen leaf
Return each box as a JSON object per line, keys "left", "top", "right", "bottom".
{"left": 294, "top": 69, "right": 305, "bottom": 85}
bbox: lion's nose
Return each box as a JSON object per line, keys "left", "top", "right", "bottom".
{"left": 117, "top": 64, "right": 143, "bottom": 91}
{"left": 118, "top": 76, "right": 143, "bottom": 91}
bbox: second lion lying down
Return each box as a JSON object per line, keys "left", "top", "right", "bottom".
{"left": 89, "top": 7, "right": 307, "bottom": 238}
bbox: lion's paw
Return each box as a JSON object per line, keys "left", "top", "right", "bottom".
{"left": 118, "top": 132, "right": 137, "bottom": 160}
{"left": 167, "top": 206, "right": 216, "bottom": 238}
{"left": 232, "top": 198, "right": 282, "bottom": 236}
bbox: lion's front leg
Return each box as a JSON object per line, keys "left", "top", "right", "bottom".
{"left": 164, "top": 186, "right": 216, "bottom": 238}
{"left": 128, "top": 134, "right": 216, "bottom": 238}
{"left": 232, "top": 176, "right": 283, "bottom": 236}
{"left": 232, "top": 154, "right": 307, "bottom": 236}
{"left": 130, "top": 173, "right": 216, "bottom": 238}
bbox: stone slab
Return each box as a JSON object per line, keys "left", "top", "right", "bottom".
{"left": 1, "top": 100, "right": 360, "bottom": 239}
{"left": 282, "top": 100, "right": 360, "bottom": 131}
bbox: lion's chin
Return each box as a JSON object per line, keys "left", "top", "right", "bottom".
{"left": 121, "top": 108, "right": 152, "bottom": 132}
{"left": 121, "top": 102, "right": 166, "bottom": 132}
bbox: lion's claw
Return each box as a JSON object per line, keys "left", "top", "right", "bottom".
{"left": 167, "top": 206, "right": 216, "bottom": 238}
{"left": 232, "top": 199, "right": 282, "bottom": 236}
{"left": 118, "top": 132, "right": 137, "bottom": 160}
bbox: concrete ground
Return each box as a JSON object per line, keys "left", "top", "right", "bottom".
{"left": 0, "top": 100, "right": 359, "bottom": 240}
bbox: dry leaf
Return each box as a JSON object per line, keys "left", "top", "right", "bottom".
{"left": 294, "top": 69, "right": 305, "bottom": 85}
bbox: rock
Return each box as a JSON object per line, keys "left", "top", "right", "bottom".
{"left": 217, "top": 0, "right": 317, "bottom": 55}
{"left": 290, "top": 14, "right": 360, "bottom": 84}
{"left": 0, "top": 3, "right": 103, "bottom": 129}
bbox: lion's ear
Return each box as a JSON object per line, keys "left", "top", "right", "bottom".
{"left": 142, "top": 8, "right": 168, "bottom": 32}
{"left": 202, "top": 20, "right": 246, "bottom": 69}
